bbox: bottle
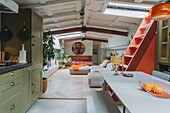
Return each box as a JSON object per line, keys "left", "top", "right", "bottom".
{"left": 19, "top": 44, "right": 27, "bottom": 63}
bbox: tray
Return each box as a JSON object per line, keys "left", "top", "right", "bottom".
{"left": 123, "top": 73, "right": 134, "bottom": 77}
{"left": 139, "top": 79, "right": 170, "bottom": 98}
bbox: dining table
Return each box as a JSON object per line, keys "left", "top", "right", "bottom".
{"left": 99, "top": 71, "right": 170, "bottom": 113}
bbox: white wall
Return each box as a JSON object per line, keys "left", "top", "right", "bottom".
{"left": 64, "top": 40, "right": 93, "bottom": 56}
{"left": 100, "top": 26, "right": 139, "bottom": 59}
{"left": 53, "top": 35, "right": 61, "bottom": 49}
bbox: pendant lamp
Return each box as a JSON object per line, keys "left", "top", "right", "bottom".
{"left": 149, "top": 3, "right": 170, "bottom": 21}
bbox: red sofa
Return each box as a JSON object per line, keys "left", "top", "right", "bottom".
{"left": 66, "top": 56, "right": 93, "bottom": 66}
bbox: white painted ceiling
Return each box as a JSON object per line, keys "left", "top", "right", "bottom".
{"left": 13, "top": 0, "right": 160, "bottom": 39}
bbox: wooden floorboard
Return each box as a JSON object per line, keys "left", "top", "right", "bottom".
{"left": 40, "top": 68, "right": 102, "bottom": 99}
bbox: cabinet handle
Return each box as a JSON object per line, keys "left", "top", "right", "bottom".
{"left": 10, "top": 82, "right": 15, "bottom": 86}
{"left": 32, "top": 36, "right": 36, "bottom": 46}
{"left": 10, "top": 104, "right": 15, "bottom": 110}
{"left": 27, "top": 68, "right": 30, "bottom": 71}
{"left": 10, "top": 72, "right": 14, "bottom": 76}
{"left": 32, "top": 83, "right": 36, "bottom": 94}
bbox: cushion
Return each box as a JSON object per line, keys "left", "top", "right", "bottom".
{"left": 79, "top": 66, "right": 90, "bottom": 70}
{"left": 100, "top": 59, "right": 110, "bottom": 68}
{"left": 106, "top": 63, "right": 114, "bottom": 71}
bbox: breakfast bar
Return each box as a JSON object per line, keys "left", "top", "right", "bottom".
{"left": 99, "top": 71, "right": 170, "bottom": 113}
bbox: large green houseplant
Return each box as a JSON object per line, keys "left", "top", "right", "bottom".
{"left": 57, "top": 54, "right": 72, "bottom": 68}
{"left": 43, "top": 30, "right": 55, "bottom": 66}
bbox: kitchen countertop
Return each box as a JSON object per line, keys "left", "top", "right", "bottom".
{"left": 0, "top": 63, "right": 33, "bottom": 74}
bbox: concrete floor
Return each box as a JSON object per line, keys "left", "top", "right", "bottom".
{"left": 27, "top": 99, "right": 87, "bottom": 113}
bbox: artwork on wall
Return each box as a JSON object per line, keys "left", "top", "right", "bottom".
{"left": 72, "top": 42, "right": 85, "bottom": 55}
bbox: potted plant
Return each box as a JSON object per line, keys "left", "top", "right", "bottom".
{"left": 43, "top": 30, "right": 55, "bottom": 67}
{"left": 57, "top": 54, "right": 72, "bottom": 69}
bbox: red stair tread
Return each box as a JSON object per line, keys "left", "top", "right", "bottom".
{"left": 129, "top": 45, "right": 139, "bottom": 48}
{"left": 119, "top": 64, "right": 128, "bottom": 68}
{"left": 134, "top": 34, "right": 145, "bottom": 38}
{"left": 140, "top": 23, "right": 151, "bottom": 29}
{"left": 124, "top": 55, "right": 133, "bottom": 58}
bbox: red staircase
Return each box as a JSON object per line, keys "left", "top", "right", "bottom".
{"left": 118, "top": 17, "right": 157, "bottom": 74}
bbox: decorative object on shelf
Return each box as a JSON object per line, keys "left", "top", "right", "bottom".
{"left": 18, "top": 23, "right": 31, "bottom": 41}
{"left": 19, "top": 44, "right": 27, "bottom": 63}
{"left": 43, "top": 30, "right": 55, "bottom": 66}
{"left": 139, "top": 79, "right": 170, "bottom": 98}
{"left": 0, "top": 25, "right": 13, "bottom": 41}
{"left": 123, "top": 73, "right": 133, "bottom": 77}
{"left": 72, "top": 42, "right": 85, "bottom": 55}
{"left": 149, "top": 3, "right": 170, "bottom": 21}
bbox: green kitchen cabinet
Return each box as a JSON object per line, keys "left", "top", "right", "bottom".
{"left": 158, "top": 19, "right": 170, "bottom": 64}
{"left": 0, "top": 69, "right": 24, "bottom": 113}
{"left": 1, "top": 9, "right": 43, "bottom": 113}
{"left": 31, "top": 10, "right": 43, "bottom": 66}
{"left": 30, "top": 9, "right": 43, "bottom": 105}
{"left": 22, "top": 67, "right": 31, "bottom": 113}
{"left": 31, "top": 66, "right": 42, "bottom": 104}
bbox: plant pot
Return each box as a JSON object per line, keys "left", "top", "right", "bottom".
{"left": 43, "top": 77, "right": 47, "bottom": 93}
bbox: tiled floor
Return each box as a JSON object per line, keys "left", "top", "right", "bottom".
{"left": 27, "top": 99, "right": 87, "bottom": 113}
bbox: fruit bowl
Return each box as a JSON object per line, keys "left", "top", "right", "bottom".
{"left": 139, "top": 79, "right": 170, "bottom": 98}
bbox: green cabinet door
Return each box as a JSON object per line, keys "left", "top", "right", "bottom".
{"left": 31, "top": 10, "right": 43, "bottom": 66}
{"left": 31, "top": 67, "right": 42, "bottom": 104}
{"left": 22, "top": 67, "right": 31, "bottom": 113}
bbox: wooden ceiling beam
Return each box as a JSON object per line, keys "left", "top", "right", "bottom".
{"left": 51, "top": 27, "right": 128, "bottom": 36}
{"left": 63, "top": 37, "right": 108, "bottom": 43}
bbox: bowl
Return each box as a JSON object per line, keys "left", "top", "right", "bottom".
{"left": 139, "top": 79, "right": 170, "bottom": 98}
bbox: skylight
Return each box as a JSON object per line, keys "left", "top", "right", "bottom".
{"left": 54, "top": 32, "right": 82, "bottom": 39}
{"left": 104, "top": 3, "right": 152, "bottom": 18}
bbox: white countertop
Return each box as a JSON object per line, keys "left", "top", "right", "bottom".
{"left": 99, "top": 71, "right": 170, "bottom": 113}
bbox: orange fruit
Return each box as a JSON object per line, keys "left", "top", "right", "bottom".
{"left": 152, "top": 86, "right": 163, "bottom": 94}
{"left": 150, "top": 83, "right": 156, "bottom": 88}
{"left": 143, "top": 83, "right": 152, "bottom": 92}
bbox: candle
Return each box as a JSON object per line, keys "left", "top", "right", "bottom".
{"left": 116, "top": 56, "right": 118, "bottom": 71}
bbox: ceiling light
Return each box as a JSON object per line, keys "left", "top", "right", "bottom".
{"left": 149, "top": 3, "right": 170, "bottom": 21}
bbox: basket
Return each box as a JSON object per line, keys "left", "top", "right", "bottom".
{"left": 139, "top": 79, "right": 170, "bottom": 98}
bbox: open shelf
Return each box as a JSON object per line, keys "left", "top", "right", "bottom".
{"left": 161, "top": 42, "right": 168, "bottom": 45}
